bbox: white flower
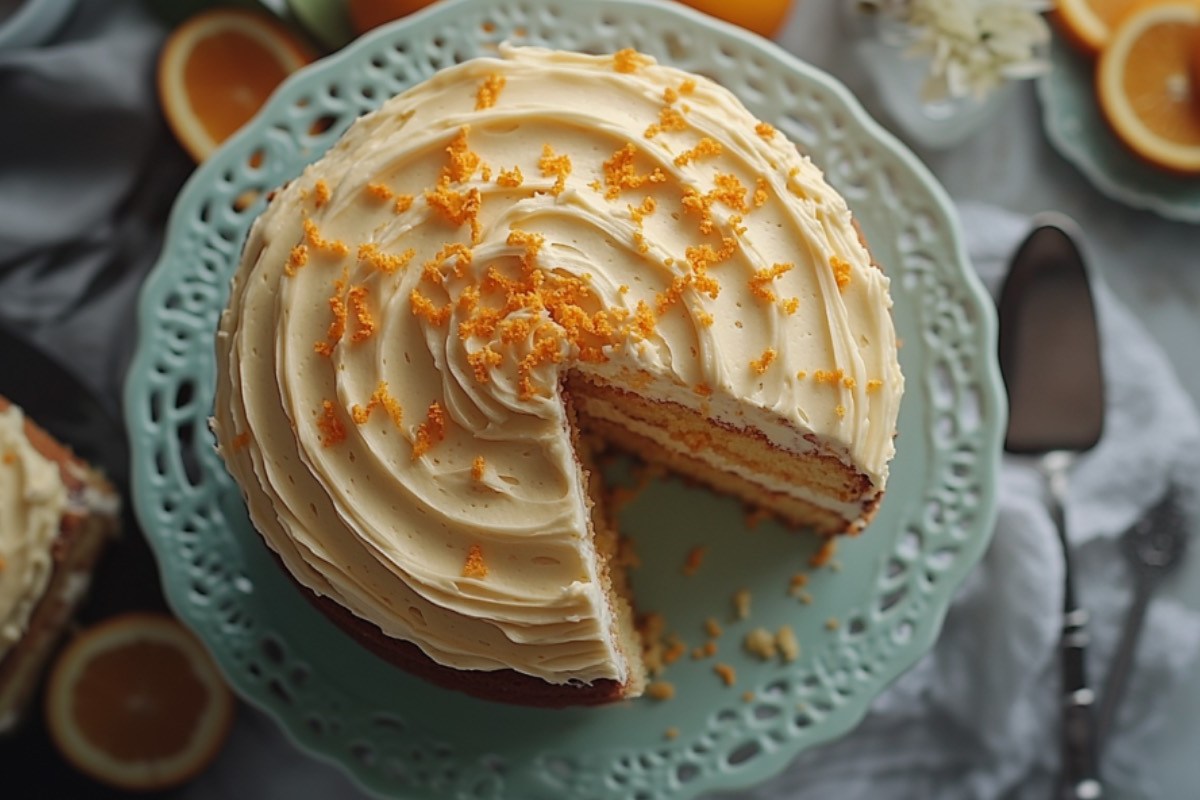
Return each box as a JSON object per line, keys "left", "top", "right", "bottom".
{"left": 859, "top": 0, "right": 1053, "bottom": 102}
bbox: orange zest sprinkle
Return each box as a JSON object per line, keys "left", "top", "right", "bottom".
{"left": 629, "top": 196, "right": 657, "bottom": 225}
{"left": 303, "top": 219, "right": 349, "bottom": 257}
{"left": 674, "top": 137, "right": 723, "bottom": 167}
{"left": 603, "top": 143, "right": 667, "bottom": 200}
{"left": 679, "top": 78, "right": 696, "bottom": 95}
{"left": 682, "top": 545, "right": 708, "bottom": 576}
{"left": 842, "top": 376, "right": 857, "bottom": 389}
{"left": 475, "top": 73, "right": 506, "bottom": 110}
{"left": 496, "top": 166, "right": 524, "bottom": 187}
{"left": 358, "top": 242, "right": 415, "bottom": 274}
{"left": 423, "top": 242, "right": 474, "bottom": 284}
{"left": 748, "top": 262, "right": 793, "bottom": 303}
{"left": 441, "top": 126, "right": 481, "bottom": 184}
{"left": 830, "top": 255, "right": 852, "bottom": 290}
{"left": 366, "top": 182, "right": 394, "bottom": 201}
{"left": 655, "top": 273, "right": 693, "bottom": 316}
{"left": 714, "top": 663, "right": 737, "bottom": 687}
{"left": 230, "top": 432, "right": 251, "bottom": 451}
{"left": 782, "top": 297, "right": 799, "bottom": 315}
{"left": 312, "top": 179, "right": 331, "bottom": 208}
{"left": 318, "top": 400, "right": 346, "bottom": 447}
{"left": 644, "top": 105, "right": 688, "bottom": 138}
{"left": 471, "top": 455, "right": 486, "bottom": 481}
{"left": 538, "top": 143, "right": 571, "bottom": 196}
{"left": 755, "top": 121, "right": 776, "bottom": 140}
{"left": 694, "top": 382, "right": 713, "bottom": 397}
{"left": 393, "top": 194, "right": 415, "bottom": 214}
{"left": 796, "top": 370, "right": 807, "bottom": 380}
{"left": 866, "top": 378, "right": 884, "bottom": 393}
{"left": 462, "top": 543, "right": 488, "bottom": 579}
{"left": 663, "top": 86, "right": 679, "bottom": 104}
{"left": 612, "top": 48, "right": 650, "bottom": 73}
{"left": 351, "top": 381, "right": 403, "bottom": 428}
{"left": 347, "top": 285, "right": 375, "bottom": 343}
{"left": 813, "top": 368, "right": 845, "bottom": 385}
{"left": 835, "top": 404, "right": 846, "bottom": 418}
{"left": 696, "top": 309, "right": 714, "bottom": 327}
{"left": 410, "top": 288, "right": 451, "bottom": 326}
{"left": 753, "top": 176, "right": 769, "bottom": 208}
{"left": 750, "top": 348, "right": 776, "bottom": 374}
{"left": 284, "top": 244, "right": 309, "bottom": 277}
{"left": 314, "top": 267, "right": 350, "bottom": 357}
{"left": 425, "top": 183, "right": 482, "bottom": 244}
{"left": 411, "top": 401, "right": 447, "bottom": 459}
{"left": 467, "top": 346, "right": 503, "bottom": 383}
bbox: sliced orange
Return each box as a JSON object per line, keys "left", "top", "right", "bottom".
{"left": 1097, "top": 1, "right": 1200, "bottom": 174}
{"left": 158, "top": 9, "right": 314, "bottom": 162}
{"left": 674, "top": 0, "right": 795, "bottom": 39}
{"left": 44, "top": 612, "right": 236, "bottom": 792}
{"left": 1052, "top": 0, "right": 1140, "bottom": 54}
{"left": 347, "top": 0, "right": 440, "bottom": 35}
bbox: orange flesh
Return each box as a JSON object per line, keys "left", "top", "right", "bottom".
{"left": 1123, "top": 20, "right": 1200, "bottom": 146}
{"left": 71, "top": 640, "right": 209, "bottom": 762}
{"left": 184, "top": 31, "right": 292, "bottom": 145}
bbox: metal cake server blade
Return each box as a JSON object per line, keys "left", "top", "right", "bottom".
{"left": 998, "top": 213, "right": 1105, "bottom": 800}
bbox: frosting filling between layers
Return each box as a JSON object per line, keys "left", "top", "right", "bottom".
{"left": 212, "top": 46, "right": 903, "bottom": 688}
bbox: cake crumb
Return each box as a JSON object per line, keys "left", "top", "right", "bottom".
{"left": 471, "top": 455, "right": 486, "bottom": 481}
{"left": 664, "top": 727, "right": 679, "bottom": 741}
{"left": 742, "top": 690, "right": 756, "bottom": 703}
{"left": 744, "top": 627, "right": 777, "bottom": 661}
{"left": 745, "top": 506, "right": 771, "bottom": 530}
{"left": 714, "top": 663, "right": 737, "bottom": 687}
{"left": 646, "top": 681, "right": 676, "bottom": 701}
{"left": 777, "top": 625, "right": 801, "bottom": 662}
{"left": 704, "top": 617, "right": 723, "bottom": 639}
{"left": 462, "top": 543, "right": 488, "bottom": 579}
{"left": 787, "top": 572, "right": 808, "bottom": 596}
{"left": 825, "top": 617, "right": 840, "bottom": 631}
{"left": 475, "top": 72, "right": 506, "bottom": 110}
{"left": 829, "top": 560, "right": 843, "bottom": 573}
{"left": 732, "top": 588, "right": 751, "bottom": 620}
{"left": 682, "top": 545, "right": 707, "bottom": 576}
{"left": 809, "top": 538, "right": 837, "bottom": 568}
{"left": 798, "top": 591, "right": 814, "bottom": 605}
{"left": 692, "top": 640, "right": 718, "bottom": 660}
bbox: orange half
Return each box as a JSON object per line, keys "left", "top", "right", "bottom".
{"left": 1097, "top": 1, "right": 1200, "bottom": 174}
{"left": 1052, "top": 0, "right": 1140, "bottom": 54}
{"left": 158, "top": 9, "right": 314, "bottom": 162}
{"left": 44, "top": 612, "right": 236, "bottom": 792}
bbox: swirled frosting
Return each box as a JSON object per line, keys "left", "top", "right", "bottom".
{"left": 213, "top": 46, "right": 902, "bottom": 686}
{"left": 0, "top": 405, "right": 69, "bottom": 658}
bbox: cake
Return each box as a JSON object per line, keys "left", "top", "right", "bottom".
{"left": 212, "top": 46, "right": 903, "bottom": 706}
{"left": 0, "top": 396, "right": 119, "bottom": 731}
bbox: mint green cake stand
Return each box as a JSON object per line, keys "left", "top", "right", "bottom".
{"left": 124, "top": 1, "right": 1005, "bottom": 797}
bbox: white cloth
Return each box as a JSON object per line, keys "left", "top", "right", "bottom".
{"left": 729, "top": 203, "right": 1200, "bottom": 800}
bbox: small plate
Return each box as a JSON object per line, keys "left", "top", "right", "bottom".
{"left": 1037, "top": 36, "right": 1200, "bottom": 224}
{"left": 125, "top": 1, "right": 1005, "bottom": 797}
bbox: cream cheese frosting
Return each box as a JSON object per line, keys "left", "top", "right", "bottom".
{"left": 212, "top": 46, "right": 903, "bottom": 686}
{"left": 0, "top": 405, "right": 69, "bottom": 658}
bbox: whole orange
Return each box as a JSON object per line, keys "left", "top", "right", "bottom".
{"left": 674, "top": 0, "right": 795, "bottom": 39}
{"left": 348, "top": 0, "right": 440, "bottom": 35}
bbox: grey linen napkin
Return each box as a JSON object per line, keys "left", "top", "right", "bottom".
{"left": 729, "top": 203, "right": 1200, "bottom": 800}
{"left": 0, "top": 0, "right": 190, "bottom": 421}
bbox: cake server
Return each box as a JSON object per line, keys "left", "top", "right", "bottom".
{"left": 998, "top": 214, "right": 1105, "bottom": 800}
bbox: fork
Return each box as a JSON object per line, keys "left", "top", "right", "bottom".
{"left": 1095, "top": 482, "right": 1188, "bottom": 750}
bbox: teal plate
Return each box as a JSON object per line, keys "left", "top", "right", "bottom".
{"left": 1038, "top": 36, "right": 1200, "bottom": 224}
{"left": 125, "top": 1, "right": 1004, "bottom": 797}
